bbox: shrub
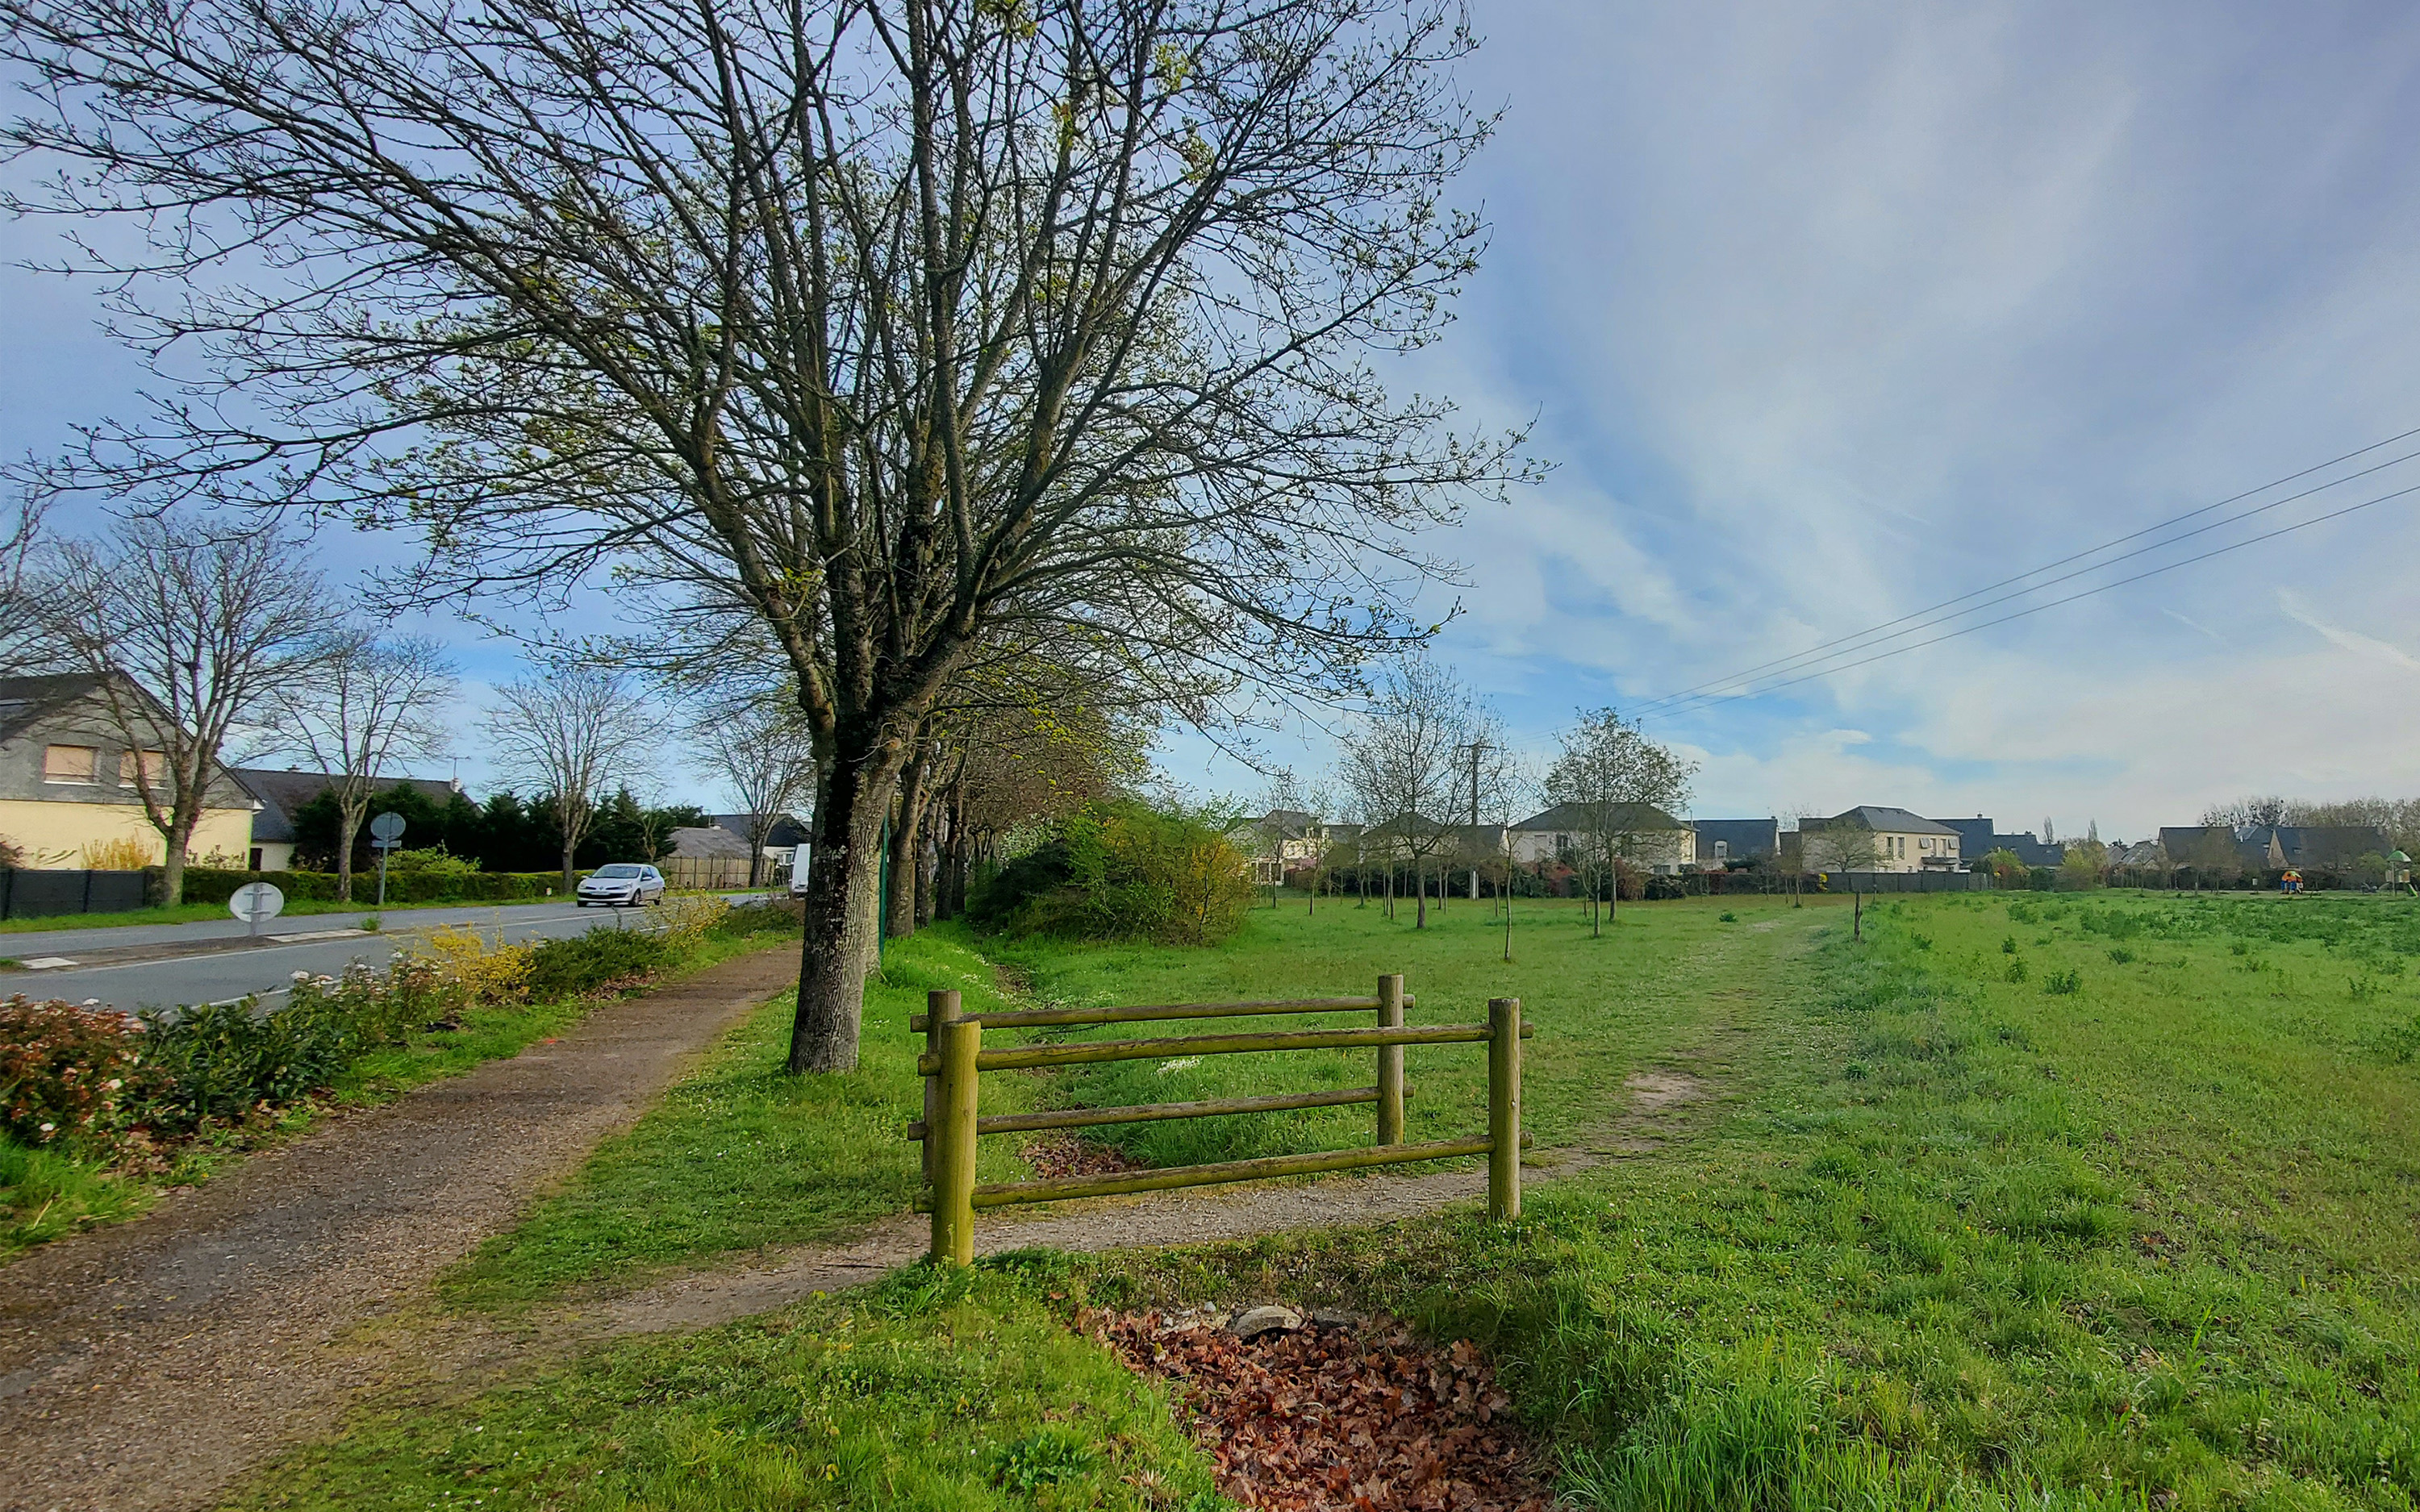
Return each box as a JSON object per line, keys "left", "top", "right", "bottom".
{"left": 653, "top": 893, "right": 732, "bottom": 952}
{"left": 2043, "top": 968, "right": 2082, "bottom": 995}
{"left": 413, "top": 926, "right": 534, "bottom": 1004}
{"left": 0, "top": 996, "right": 146, "bottom": 1148}
{"left": 176, "top": 865, "right": 583, "bottom": 906}
{"left": 710, "top": 898, "right": 804, "bottom": 939}
{"left": 970, "top": 800, "right": 1253, "bottom": 945}
{"left": 523, "top": 926, "right": 673, "bottom": 1002}
{"left": 82, "top": 835, "right": 154, "bottom": 871}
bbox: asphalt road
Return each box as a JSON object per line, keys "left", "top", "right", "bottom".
{"left": 1, "top": 898, "right": 782, "bottom": 1014}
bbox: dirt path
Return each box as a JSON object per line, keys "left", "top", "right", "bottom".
{"left": 591, "top": 1065, "right": 1716, "bottom": 1336}
{"left": 0, "top": 947, "right": 801, "bottom": 1512}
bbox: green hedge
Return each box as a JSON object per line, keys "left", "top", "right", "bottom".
{"left": 173, "top": 866, "right": 586, "bottom": 906}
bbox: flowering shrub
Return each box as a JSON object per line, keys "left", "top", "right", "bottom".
{"left": 0, "top": 996, "right": 146, "bottom": 1148}
{"left": 523, "top": 926, "right": 672, "bottom": 1002}
{"left": 655, "top": 893, "right": 732, "bottom": 952}
{"left": 412, "top": 925, "right": 534, "bottom": 1005}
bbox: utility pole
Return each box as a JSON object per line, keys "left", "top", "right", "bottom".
{"left": 1462, "top": 739, "right": 1487, "bottom": 902}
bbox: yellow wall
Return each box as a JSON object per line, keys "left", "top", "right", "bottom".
{"left": 0, "top": 799, "right": 255, "bottom": 869}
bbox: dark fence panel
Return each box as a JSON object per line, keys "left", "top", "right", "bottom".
{"left": 0, "top": 868, "right": 153, "bottom": 920}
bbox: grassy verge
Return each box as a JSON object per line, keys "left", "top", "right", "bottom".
{"left": 440, "top": 926, "right": 1047, "bottom": 1310}
{"left": 0, "top": 920, "right": 803, "bottom": 1261}
{"left": 246, "top": 1259, "right": 1220, "bottom": 1512}
{"left": 234, "top": 890, "right": 2420, "bottom": 1510}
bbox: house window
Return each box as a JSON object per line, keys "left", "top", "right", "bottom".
{"left": 43, "top": 744, "right": 100, "bottom": 783}
{"left": 119, "top": 749, "right": 168, "bottom": 786}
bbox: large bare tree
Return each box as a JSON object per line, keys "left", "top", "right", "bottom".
{"left": 0, "top": 496, "right": 52, "bottom": 677}
{"left": 482, "top": 664, "right": 657, "bottom": 889}
{"left": 4, "top": 0, "right": 1525, "bottom": 1072}
{"left": 260, "top": 630, "right": 457, "bottom": 900}
{"left": 35, "top": 514, "right": 325, "bottom": 902}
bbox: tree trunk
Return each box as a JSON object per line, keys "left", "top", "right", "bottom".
{"left": 335, "top": 795, "right": 365, "bottom": 903}
{"left": 561, "top": 838, "right": 578, "bottom": 894}
{"left": 788, "top": 743, "right": 903, "bottom": 1073}
{"left": 886, "top": 749, "right": 931, "bottom": 940}
{"left": 157, "top": 815, "right": 197, "bottom": 907}
{"left": 1416, "top": 865, "right": 1427, "bottom": 928}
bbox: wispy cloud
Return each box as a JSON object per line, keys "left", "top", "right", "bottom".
{"left": 2276, "top": 589, "right": 2420, "bottom": 672}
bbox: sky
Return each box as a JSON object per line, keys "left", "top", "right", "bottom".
{"left": 9, "top": 1, "right": 2420, "bottom": 835}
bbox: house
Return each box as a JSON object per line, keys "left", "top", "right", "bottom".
{"left": 1935, "top": 817, "right": 2063, "bottom": 868}
{"left": 2236, "top": 824, "right": 2390, "bottom": 872}
{"left": 1510, "top": 802, "right": 1694, "bottom": 874}
{"left": 229, "top": 767, "right": 465, "bottom": 873}
{"left": 1693, "top": 818, "right": 1780, "bottom": 868}
{"left": 1231, "top": 808, "right": 1334, "bottom": 883}
{"left": 2157, "top": 826, "right": 2240, "bottom": 870}
{"left": 0, "top": 673, "right": 257, "bottom": 868}
{"left": 710, "top": 812, "right": 812, "bottom": 877}
{"left": 1796, "top": 806, "right": 1961, "bottom": 873}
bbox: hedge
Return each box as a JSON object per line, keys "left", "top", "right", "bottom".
{"left": 173, "top": 865, "right": 589, "bottom": 906}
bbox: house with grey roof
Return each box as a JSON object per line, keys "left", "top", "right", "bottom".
{"left": 1511, "top": 802, "right": 1693, "bottom": 874}
{"left": 1796, "top": 806, "right": 1962, "bottom": 873}
{"left": 1693, "top": 818, "right": 1780, "bottom": 867}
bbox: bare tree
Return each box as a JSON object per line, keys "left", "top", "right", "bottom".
{"left": 0, "top": 495, "right": 53, "bottom": 676}
{"left": 483, "top": 665, "right": 657, "bottom": 889}
{"left": 1543, "top": 709, "right": 1695, "bottom": 938}
{"left": 35, "top": 514, "right": 324, "bottom": 902}
{"left": 1798, "top": 817, "right": 1884, "bottom": 877}
{"left": 2202, "top": 796, "right": 2290, "bottom": 831}
{"left": 3, "top": 0, "right": 1528, "bottom": 1073}
{"left": 260, "top": 630, "right": 456, "bottom": 900}
{"left": 699, "top": 698, "right": 816, "bottom": 889}
{"left": 1338, "top": 659, "right": 1475, "bottom": 928}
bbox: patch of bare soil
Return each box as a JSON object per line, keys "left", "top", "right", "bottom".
{"left": 0, "top": 947, "right": 801, "bottom": 1512}
{"left": 1592, "top": 1069, "right": 1711, "bottom": 1156}
{"left": 1093, "top": 1306, "right": 1557, "bottom": 1510}
{"left": 1021, "top": 1132, "right": 1147, "bottom": 1180}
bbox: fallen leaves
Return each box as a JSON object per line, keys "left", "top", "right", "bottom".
{"left": 1091, "top": 1307, "right": 1558, "bottom": 1510}
{"left": 1021, "top": 1135, "right": 1145, "bottom": 1180}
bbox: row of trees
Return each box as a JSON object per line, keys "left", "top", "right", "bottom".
{"left": 0, "top": 508, "right": 774, "bottom": 902}
{"left": 1301, "top": 660, "right": 1696, "bottom": 939}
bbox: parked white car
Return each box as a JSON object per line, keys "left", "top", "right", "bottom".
{"left": 578, "top": 863, "right": 666, "bottom": 908}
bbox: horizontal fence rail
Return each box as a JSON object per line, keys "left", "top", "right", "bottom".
{"left": 916, "top": 1021, "right": 1533, "bottom": 1076}
{"left": 904, "top": 1084, "right": 1414, "bottom": 1143}
{"left": 908, "top": 996, "right": 1414, "bottom": 1033}
{"left": 913, "top": 974, "right": 1525, "bottom": 1263}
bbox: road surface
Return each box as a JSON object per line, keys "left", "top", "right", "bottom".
{"left": 1, "top": 897, "right": 780, "bottom": 1014}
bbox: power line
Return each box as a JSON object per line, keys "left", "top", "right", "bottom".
{"left": 1629, "top": 424, "right": 2420, "bottom": 718}
{"left": 1649, "top": 476, "right": 2420, "bottom": 714}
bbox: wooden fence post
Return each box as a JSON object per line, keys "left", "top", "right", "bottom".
{"left": 1487, "top": 998, "right": 1521, "bottom": 1220}
{"left": 921, "top": 989, "right": 960, "bottom": 1183}
{"left": 931, "top": 1017, "right": 982, "bottom": 1264}
{"left": 1376, "top": 973, "right": 1406, "bottom": 1146}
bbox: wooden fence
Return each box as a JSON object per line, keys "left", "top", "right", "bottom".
{"left": 906, "top": 975, "right": 1530, "bottom": 1264}
{"left": 657, "top": 856, "right": 759, "bottom": 890}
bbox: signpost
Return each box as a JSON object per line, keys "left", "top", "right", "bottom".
{"left": 229, "top": 881, "right": 285, "bottom": 937}
{"left": 369, "top": 811, "right": 407, "bottom": 906}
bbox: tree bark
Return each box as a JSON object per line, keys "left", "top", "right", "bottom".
{"left": 886, "top": 748, "right": 931, "bottom": 940}
{"left": 335, "top": 795, "right": 365, "bottom": 902}
{"left": 789, "top": 739, "right": 907, "bottom": 1073}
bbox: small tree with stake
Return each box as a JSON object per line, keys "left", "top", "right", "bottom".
{"left": 1544, "top": 709, "right": 1694, "bottom": 939}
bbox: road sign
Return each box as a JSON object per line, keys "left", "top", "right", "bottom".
{"left": 229, "top": 881, "right": 285, "bottom": 936}
{"left": 368, "top": 812, "right": 409, "bottom": 906}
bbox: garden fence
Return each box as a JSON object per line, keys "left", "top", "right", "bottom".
{"left": 905, "top": 975, "right": 1531, "bottom": 1264}
{"left": 0, "top": 868, "right": 151, "bottom": 920}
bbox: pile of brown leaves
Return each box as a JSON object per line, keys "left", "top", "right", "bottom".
{"left": 1091, "top": 1307, "right": 1558, "bottom": 1510}
{"left": 1020, "top": 1133, "right": 1146, "bottom": 1179}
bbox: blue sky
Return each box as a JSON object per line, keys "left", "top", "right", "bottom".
{"left": 11, "top": 0, "right": 2420, "bottom": 834}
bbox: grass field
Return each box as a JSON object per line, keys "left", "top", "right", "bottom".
{"left": 232, "top": 889, "right": 2420, "bottom": 1510}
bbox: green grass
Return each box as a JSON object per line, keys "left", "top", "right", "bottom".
{"left": 0, "top": 924, "right": 803, "bottom": 1262}
{"left": 246, "top": 1259, "right": 1223, "bottom": 1512}
{"left": 229, "top": 889, "right": 2420, "bottom": 1509}
{"left": 440, "top": 928, "right": 1053, "bottom": 1310}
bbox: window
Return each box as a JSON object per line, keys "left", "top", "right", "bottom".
{"left": 43, "top": 744, "right": 99, "bottom": 783}
{"left": 119, "top": 749, "right": 167, "bottom": 786}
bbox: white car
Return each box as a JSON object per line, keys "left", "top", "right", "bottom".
{"left": 578, "top": 863, "right": 666, "bottom": 907}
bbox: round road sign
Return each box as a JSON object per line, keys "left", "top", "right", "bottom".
{"left": 369, "top": 811, "right": 407, "bottom": 843}
{"left": 229, "top": 881, "right": 286, "bottom": 926}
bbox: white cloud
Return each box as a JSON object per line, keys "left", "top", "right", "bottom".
{"left": 2276, "top": 589, "right": 2420, "bottom": 673}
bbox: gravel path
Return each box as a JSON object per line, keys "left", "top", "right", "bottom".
{"left": 0, "top": 947, "right": 801, "bottom": 1512}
